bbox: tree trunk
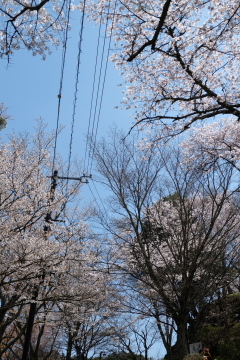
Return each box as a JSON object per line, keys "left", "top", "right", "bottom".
{"left": 175, "top": 320, "right": 189, "bottom": 360}
{"left": 66, "top": 331, "right": 73, "bottom": 360}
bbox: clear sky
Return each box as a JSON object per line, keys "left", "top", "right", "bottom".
{"left": 0, "top": 9, "right": 133, "bottom": 204}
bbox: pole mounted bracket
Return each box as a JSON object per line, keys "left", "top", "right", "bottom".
{"left": 48, "top": 172, "right": 92, "bottom": 183}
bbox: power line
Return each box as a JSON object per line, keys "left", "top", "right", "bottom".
{"left": 83, "top": 10, "right": 104, "bottom": 172}
{"left": 88, "top": 181, "right": 107, "bottom": 217}
{"left": 87, "top": 0, "right": 117, "bottom": 175}
{"left": 52, "top": 0, "right": 72, "bottom": 173}
{"left": 86, "top": 7, "right": 111, "bottom": 173}
{"left": 66, "top": 0, "right": 87, "bottom": 181}
{"left": 52, "top": 1, "right": 117, "bottom": 218}
{"left": 92, "top": 179, "right": 108, "bottom": 216}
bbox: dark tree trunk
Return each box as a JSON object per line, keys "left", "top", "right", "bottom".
{"left": 175, "top": 320, "right": 189, "bottom": 360}
{"left": 66, "top": 331, "right": 73, "bottom": 360}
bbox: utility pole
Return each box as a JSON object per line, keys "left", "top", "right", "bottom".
{"left": 21, "top": 170, "right": 91, "bottom": 360}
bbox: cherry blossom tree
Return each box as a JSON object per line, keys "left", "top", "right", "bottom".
{"left": 92, "top": 130, "right": 240, "bottom": 360}
{"left": 87, "top": 0, "right": 240, "bottom": 138}
{"left": 181, "top": 117, "right": 240, "bottom": 174}
{"left": 0, "top": 122, "right": 113, "bottom": 359}
{"left": 3, "top": 302, "right": 63, "bottom": 359}
{"left": 0, "top": 0, "right": 81, "bottom": 59}
{"left": 57, "top": 277, "right": 120, "bottom": 360}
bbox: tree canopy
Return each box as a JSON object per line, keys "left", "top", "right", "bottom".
{"left": 87, "top": 0, "right": 240, "bottom": 138}
{"left": 0, "top": 123, "right": 118, "bottom": 360}
{"left": 92, "top": 129, "right": 240, "bottom": 360}
{"left": 0, "top": 0, "right": 73, "bottom": 59}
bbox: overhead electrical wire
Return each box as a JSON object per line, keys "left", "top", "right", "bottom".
{"left": 87, "top": 181, "right": 108, "bottom": 217}
{"left": 87, "top": 183, "right": 102, "bottom": 213}
{"left": 51, "top": 0, "right": 118, "bottom": 215}
{"left": 86, "top": 16, "right": 110, "bottom": 174}
{"left": 86, "top": 1, "right": 111, "bottom": 174}
{"left": 84, "top": 7, "right": 110, "bottom": 174}
{"left": 92, "top": 179, "right": 108, "bottom": 216}
{"left": 66, "top": 0, "right": 87, "bottom": 183}
{"left": 84, "top": 0, "right": 117, "bottom": 175}
{"left": 52, "top": 0, "right": 72, "bottom": 174}
{"left": 89, "top": 0, "right": 117, "bottom": 174}
{"left": 83, "top": 10, "right": 104, "bottom": 172}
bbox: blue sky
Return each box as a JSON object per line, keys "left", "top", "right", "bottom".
{"left": 0, "top": 10, "right": 133, "bottom": 204}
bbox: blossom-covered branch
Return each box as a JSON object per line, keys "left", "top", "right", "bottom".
{"left": 0, "top": 0, "right": 71, "bottom": 59}
{"left": 87, "top": 0, "right": 240, "bottom": 137}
